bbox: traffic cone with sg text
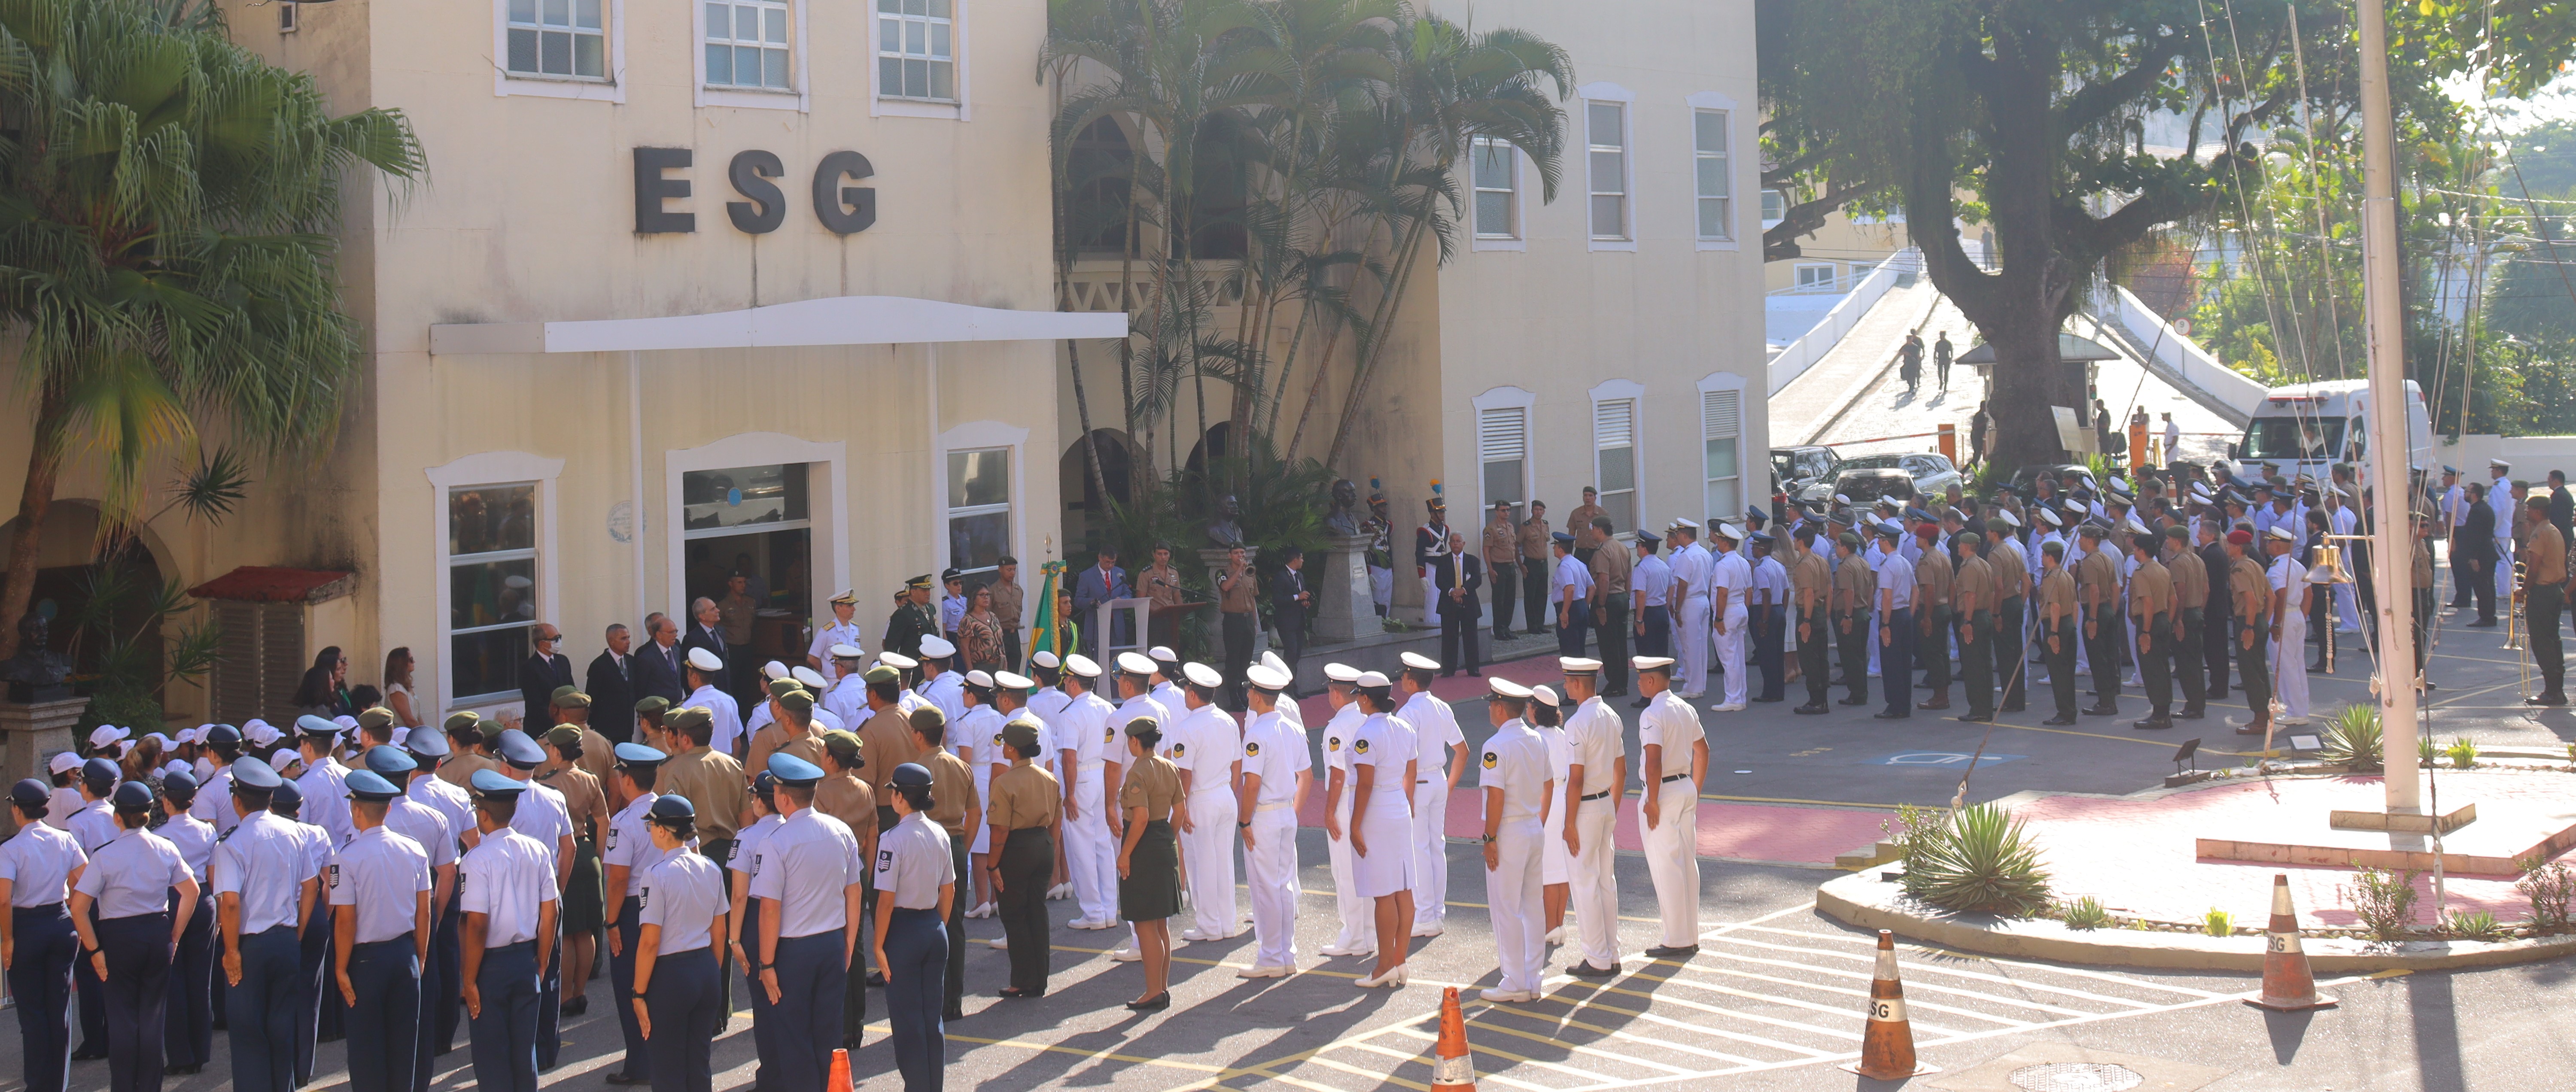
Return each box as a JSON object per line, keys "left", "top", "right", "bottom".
{"left": 2247, "top": 874, "right": 2337, "bottom": 1011}
{"left": 1431, "top": 987, "right": 1475, "bottom": 1089}
{"left": 1840, "top": 930, "right": 1937, "bottom": 1079}
{"left": 828, "top": 1047, "right": 854, "bottom": 1092}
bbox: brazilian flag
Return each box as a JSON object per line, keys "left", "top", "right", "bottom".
{"left": 1033, "top": 559, "right": 1072, "bottom": 659}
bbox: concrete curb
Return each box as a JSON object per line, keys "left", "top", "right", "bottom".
{"left": 1815, "top": 871, "right": 2576, "bottom": 972}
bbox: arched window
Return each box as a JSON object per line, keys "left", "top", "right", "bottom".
{"left": 1065, "top": 117, "right": 1135, "bottom": 256}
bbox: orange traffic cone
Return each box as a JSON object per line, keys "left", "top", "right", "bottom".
{"left": 1431, "top": 987, "right": 1475, "bottom": 1089}
{"left": 2247, "top": 874, "right": 2337, "bottom": 1011}
{"left": 1840, "top": 930, "right": 1937, "bottom": 1079}
{"left": 828, "top": 1047, "right": 854, "bottom": 1092}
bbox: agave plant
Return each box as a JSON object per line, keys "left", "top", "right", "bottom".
{"left": 1901, "top": 803, "right": 2053, "bottom": 918}
{"left": 2320, "top": 704, "right": 2383, "bottom": 771}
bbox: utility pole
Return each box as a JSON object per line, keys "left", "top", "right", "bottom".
{"left": 2355, "top": 0, "right": 2420, "bottom": 813}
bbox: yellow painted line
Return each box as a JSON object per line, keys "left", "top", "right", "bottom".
{"left": 1476, "top": 999, "right": 1768, "bottom": 1066}
{"left": 2369, "top": 968, "right": 2414, "bottom": 979}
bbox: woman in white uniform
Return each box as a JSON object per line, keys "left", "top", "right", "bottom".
{"left": 1344, "top": 671, "right": 1417, "bottom": 988}
{"left": 1314, "top": 664, "right": 1374, "bottom": 959}
{"left": 632, "top": 795, "right": 727, "bottom": 1092}
{"left": 1530, "top": 685, "right": 1573, "bottom": 944}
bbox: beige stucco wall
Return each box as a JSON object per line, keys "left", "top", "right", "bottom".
{"left": 1762, "top": 214, "right": 1915, "bottom": 294}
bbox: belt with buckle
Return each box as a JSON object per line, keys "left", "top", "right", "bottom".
{"left": 1661, "top": 773, "right": 1691, "bottom": 783}
{"left": 1580, "top": 790, "right": 1612, "bottom": 802}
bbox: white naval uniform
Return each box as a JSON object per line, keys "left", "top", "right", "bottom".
{"left": 1563, "top": 695, "right": 1627, "bottom": 971}
{"left": 1398, "top": 689, "right": 1464, "bottom": 928}
{"left": 1239, "top": 709, "right": 1307, "bottom": 970}
{"left": 1636, "top": 691, "right": 1704, "bottom": 949}
{"left": 1347, "top": 713, "right": 1416, "bottom": 899}
{"left": 807, "top": 619, "right": 866, "bottom": 667}
{"left": 685, "top": 685, "right": 745, "bottom": 758}
{"left": 1537, "top": 719, "right": 1572, "bottom": 888}
{"left": 1318, "top": 703, "right": 1375, "bottom": 952}
{"left": 2269, "top": 554, "right": 2313, "bottom": 723}
{"left": 917, "top": 671, "right": 968, "bottom": 732}
{"left": 2491, "top": 479, "right": 2517, "bottom": 600}
{"left": 1670, "top": 541, "right": 1714, "bottom": 697}
{"left": 2327, "top": 505, "right": 2364, "bottom": 631}
{"left": 1053, "top": 690, "right": 1120, "bottom": 929}
{"left": 1478, "top": 718, "right": 1551, "bottom": 997}
{"left": 1170, "top": 702, "right": 1241, "bottom": 940}
{"left": 955, "top": 705, "right": 1004, "bottom": 856}
{"left": 1709, "top": 546, "right": 1754, "bottom": 707}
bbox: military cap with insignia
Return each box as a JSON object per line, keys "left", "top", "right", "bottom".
{"left": 792, "top": 666, "right": 831, "bottom": 691}
{"left": 111, "top": 780, "right": 156, "bottom": 811}
{"left": 918, "top": 635, "right": 957, "bottom": 661}
{"left": 906, "top": 574, "right": 933, "bottom": 590}
{"left": 1244, "top": 664, "right": 1291, "bottom": 692}
{"left": 687, "top": 647, "right": 725, "bottom": 673}
{"left": 829, "top": 588, "right": 859, "bottom": 605}
{"left": 889, "top": 763, "right": 934, "bottom": 789}
{"left": 406, "top": 726, "right": 452, "bottom": 759}
{"left": 993, "top": 670, "right": 1035, "bottom": 691}
{"left": 296, "top": 714, "right": 341, "bottom": 740}
{"left": 648, "top": 795, "right": 696, "bottom": 822}
{"left": 1062, "top": 654, "right": 1101, "bottom": 679}
{"left": 878, "top": 652, "right": 920, "bottom": 671}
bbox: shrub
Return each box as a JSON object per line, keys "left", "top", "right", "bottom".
{"left": 2417, "top": 735, "right": 2438, "bottom": 767}
{"left": 2444, "top": 910, "right": 2503, "bottom": 940}
{"left": 2059, "top": 895, "right": 2111, "bottom": 931}
{"left": 2516, "top": 858, "right": 2575, "bottom": 934}
{"left": 2342, "top": 867, "right": 2422, "bottom": 940}
{"left": 1902, "top": 803, "right": 2053, "bottom": 917}
{"left": 2203, "top": 908, "right": 2235, "bottom": 937}
{"left": 2319, "top": 705, "right": 2382, "bottom": 771}
{"left": 1881, "top": 803, "right": 1948, "bottom": 863}
{"left": 2445, "top": 736, "right": 2479, "bottom": 770}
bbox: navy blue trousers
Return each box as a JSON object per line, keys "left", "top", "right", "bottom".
{"left": 643, "top": 947, "right": 721, "bottom": 1092}
{"left": 538, "top": 920, "right": 563, "bottom": 1069}
{"left": 610, "top": 896, "right": 647, "bottom": 1079}
{"left": 163, "top": 892, "right": 213, "bottom": 1070}
{"left": 743, "top": 903, "right": 779, "bottom": 1092}
{"left": 341, "top": 936, "right": 420, "bottom": 1092}
{"left": 1755, "top": 605, "right": 1787, "bottom": 701}
{"left": 1637, "top": 604, "right": 1671, "bottom": 657}
{"left": 468, "top": 940, "right": 541, "bottom": 1092}
{"left": 884, "top": 907, "right": 948, "bottom": 1092}
{"left": 768, "top": 931, "right": 848, "bottom": 1092}
{"left": 294, "top": 898, "right": 328, "bottom": 1085}
{"left": 10, "top": 905, "right": 76, "bottom": 1092}
{"left": 97, "top": 912, "right": 173, "bottom": 1092}
{"left": 71, "top": 910, "right": 104, "bottom": 1054}
{"left": 431, "top": 897, "right": 464, "bottom": 1058}
{"left": 227, "top": 925, "right": 302, "bottom": 1092}
{"left": 1881, "top": 607, "right": 1914, "bottom": 716}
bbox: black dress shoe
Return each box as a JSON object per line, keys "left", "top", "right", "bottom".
{"left": 1838, "top": 697, "right": 1868, "bottom": 706}
{"left": 2176, "top": 707, "right": 2206, "bottom": 719}
{"left": 2526, "top": 692, "right": 2569, "bottom": 707}
{"left": 867, "top": 971, "right": 887, "bottom": 988}
{"left": 562, "top": 995, "right": 588, "bottom": 1017}
{"left": 1956, "top": 712, "right": 1993, "bottom": 722}
{"left": 1567, "top": 961, "right": 1621, "bottom": 978}
{"left": 2132, "top": 717, "right": 2172, "bottom": 730}
{"left": 1794, "top": 703, "right": 1828, "bottom": 715}
{"left": 2083, "top": 706, "right": 2120, "bottom": 717}
{"left": 2041, "top": 716, "right": 2078, "bottom": 726}
{"left": 1872, "top": 710, "right": 1908, "bottom": 720}
{"left": 1642, "top": 944, "right": 1700, "bottom": 959}
{"left": 71, "top": 1048, "right": 106, "bottom": 1062}
{"left": 605, "top": 1071, "right": 652, "bottom": 1086}
{"left": 1126, "top": 993, "right": 1172, "bottom": 1011}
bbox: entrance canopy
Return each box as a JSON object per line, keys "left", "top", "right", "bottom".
{"left": 430, "top": 294, "right": 1127, "bottom": 355}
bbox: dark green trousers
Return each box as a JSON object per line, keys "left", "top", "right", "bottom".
{"left": 1959, "top": 611, "right": 1994, "bottom": 716}
{"left": 1836, "top": 613, "right": 1870, "bottom": 704}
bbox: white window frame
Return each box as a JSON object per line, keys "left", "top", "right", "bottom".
{"left": 1688, "top": 92, "right": 1739, "bottom": 250}
{"left": 871, "top": 0, "right": 972, "bottom": 121}
{"left": 695, "top": 0, "right": 809, "bottom": 110}
{"left": 1850, "top": 261, "right": 1877, "bottom": 284}
{"left": 664, "top": 432, "right": 849, "bottom": 639}
{"left": 1589, "top": 378, "right": 1645, "bottom": 534}
{"left": 1761, "top": 188, "right": 1785, "bottom": 228}
{"left": 1467, "top": 136, "right": 1526, "bottom": 251}
{"left": 1698, "top": 372, "right": 1749, "bottom": 528}
{"left": 936, "top": 421, "right": 1028, "bottom": 576}
{"left": 1794, "top": 262, "right": 1836, "bottom": 292}
{"left": 1579, "top": 82, "right": 1636, "bottom": 252}
{"left": 1472, "top": 386, "right": 1538, "bottom": 514}
{"left": 494, "top": 0, "right": 625, "bottom": 102}
{"left": 427, "top": 451, "right": 564, "bottom": 716}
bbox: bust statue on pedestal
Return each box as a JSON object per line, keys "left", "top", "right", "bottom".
{"left": 0, "top": 614, "right": 70, "bottom": 704}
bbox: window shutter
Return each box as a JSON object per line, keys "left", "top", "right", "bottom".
{"left": 210, "top": 601, "right": 305, "bottom": 726}
{"left": 1703, "top": 389, "right": 1740, "bottom": 442}
{"left": 1594, "top": 399, "right": 1635, "bottom": 450}
{"left": 1478, "top": 407, "right": 1527, "bottom": 463}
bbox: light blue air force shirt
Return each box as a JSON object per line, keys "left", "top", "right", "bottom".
{"left": 459, "top": 828, "right": 560, "bottom": 948}
{"left": 73, "top": 826, "right": 191, "bottom": 919}
{"left": 328, "top": 825, "right": 433, "bottom": 943}
{"left": 0, "top": 822, "right": 85, "bottom": 907}
{"left": 639, "top": 847, "right": 727, "bottom": 954}
{"left": 211, "top": 812, "right": 319, "bottom": 934}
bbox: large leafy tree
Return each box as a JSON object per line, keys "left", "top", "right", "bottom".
{"left": 1758, "top": 0, "right": 2573, "bottom": 470}
{"left": 0, "top": 0, "right": 423, "bottom": 659}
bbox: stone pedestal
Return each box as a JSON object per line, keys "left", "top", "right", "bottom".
{"left": 1197, "top": 547, "right": 1268, "bottom": 661}
{"left": 1311, "top": 533, "right": 1384, "bottom": 643}
{"left": 0, "top": 696, "right": 85, "bottom": 838}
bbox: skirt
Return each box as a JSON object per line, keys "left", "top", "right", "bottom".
{"left": 1119, "top": 819, "right": 1182, "bottom": 922}
{"left": 1353, "top": 806, "right": 1414, "bottom": 899}
{"left": 561, "top": 839, "right": 606, "bottom": 932}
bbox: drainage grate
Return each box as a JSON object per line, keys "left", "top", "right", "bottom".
{"left": 2007, "top": 1062, "right": 2146, "bottom": 1092}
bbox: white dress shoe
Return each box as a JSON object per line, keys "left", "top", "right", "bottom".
{"left": 1353, "top": 965, "right": 1408, "bottom": 989}
{"left": 987, "top": 937, "right": 1009, "bottom": 950}
{"left": 1110, "top": 947, "right": 1142, "bottom": 962}
{"left": 1478, "top": 989, "right": 1536, "bottom": 1004}
{"left": 1236, "top": 964, "right": 1292, "bottom": 979}
{"left": 1543, "top": 926, "right": 1568, "bottom": 944}
{"left": 1179, "top": 929, "right": 1213, "bottom": 942}
{"left": 1409, "top": 924, "right": 1445, "bottom": 939}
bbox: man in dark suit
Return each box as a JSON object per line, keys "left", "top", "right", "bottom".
{"left": 518, "top": 622, "right": 574, "bottom": 722}
{"left": 1071, "top": 549, "right": 1131, "bottom": 659}
{"left": 586, "top": 622, "right": 639, "bottom": 743}
{"left": 633, "top": 613, "right": 686, "bottom": 705}
{"left": 680, "top": 596, "right": 732, "bottom": 699}
{"left": 1271, "top": 547, "right": 1311, "bottom": 679}
{"left": 1433, "top": 531, "right": 1484, "bottom": 677}
{"left": 2460, "top": 482, "right": 2499, "bottom": 626}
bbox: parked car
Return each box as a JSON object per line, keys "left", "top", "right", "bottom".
{"left": 2006, "top": 463, "right": 2102, "bottom": 497}
{"left": 1799, "top": 452, "right": 1964, "bottom": 507}
{"left": 1771, "top": 446, "right": 1842, "bottom": 505}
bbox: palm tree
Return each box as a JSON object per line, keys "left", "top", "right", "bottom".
{"left": 0, "top": 0, "right": 424, "bottom": 659}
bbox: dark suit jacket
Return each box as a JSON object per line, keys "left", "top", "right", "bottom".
{"left": 1271, "top": 568, "right": 1308, "bottom": 630}
{"left": 1073, "top": 564, "right": 1130, "bottom": 613}
{"left": 681, "top": 624, "right": 730, "bottom": 683}
{"left": 586, "top": 650, "right": 637, "bottom": 743}
{"left": 1435, "top": 553, "right": 1484, "bottom": 613}
{"left": 519, "top": 651, "right": 574, "bottom": 721}
{"left": 2460, "top": 503, "right": 2498, "bottom": 563}
{"left": 634, "top": 641, "right": 686, "bottom": 704}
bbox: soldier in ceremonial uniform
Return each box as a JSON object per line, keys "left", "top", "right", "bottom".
{"left": 1987, "top": 514, "right": 2031, "bottom": 712}
{"left": 813, "top": 733, "right": 877, "bottom": 1048}
{"left": 1235, "top": 665, "right": 1307, "bottom": 977}
{"left": 1558, "top": 658, "right": 1624, "bottom": 978}
{"left": 330, "top": 770, "right": 432, "bottom": 1092}
{"left": 808, "top": 590, "right": 868, "bottom": 673}
{"left": 154, "top": 771, "right": 218, "bottom": 1077}
{"left": 1633, "top": 657, "right": 1706, "bottom": 956}
{"left": 1873, "top": 527, "right": 1916, "bottom": 719}
{"left": 652, "top": 709, "right": 747, "bottom": 1014}
{"left": 2077, "top": 524, "right": 2122, "bottom": 715}
{"left": 1519, "top": 501, "right": 1554, "bottom": 634}
{"left": 2226, "top": 530, "right": 2274, "bottom": 734}
{"left": 1953, "top": 523, "right": 1998, "bottom": 722}
{"left": 1831, "top": 532, "right": 1873, "bottom": 707}
{"left": 2038, "top": 542, "right": 2081, "bottom": 724}
{"left": 988, "top": 717, "right": 1060, "bottom": 997}
{"left": 2524, "top": 495, "right": 2568, "bottom": 705}
{"left": 210, "top": 758, "right": 316, "bottom": 1092}
{"left": 874, "top": 764, "right": 957, "bottom": 1091}
{"left": 2127, "top": 533, "right": 2177, "bottom": 729}
{"left": 1566, "top": 488, "right": 1607, "bottom": 565}
{"left": 72, "top": 778, "right": 195, "bottom": 1092}
{"left": 459, "top": 770, "right": 558, "bottom": 1092}
{"left": 747, "top": 683, "right": 829, "bottom": 783}
{"left": 1052, "top": 655, "right": 1122, "bottom": 933}
{"left": 1791, "top": 527, "right": 1834, "bottom": 714}
{"left": 2162, "top": 526, "right": 2210, "bottom": 719}
{"left": 884, "top": 577, "right": 940, "bottom": 660}
{"left": 1911, "top": 521, "right": 1954, "bottom": 710}
{"left": 1588, "top": 517, "right": 1634, "bottom": 696}
{"left": 538, "top": 726, "right": 608, "bottom": 1017}
{"left": 750, "top": 755, "right": 866, "bottom": 1091}
{"left": 911, "top": 708, "right": 980, "bottom": 1022}
{"left": 1473, "top": 678, "right": 1550, "bottom": 1003}
{"left": 1, "top": 778, "right": 87, "bottom": 1092}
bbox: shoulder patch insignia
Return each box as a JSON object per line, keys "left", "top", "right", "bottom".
{"left": 1353, "top": 739, "right": 1369, "bottom": 754}
{"left": 1481, "top": 750, "right": 1498, "bottom": 769}
{"left": 1244, "top": 741, "right": 1260, "bottom": 755}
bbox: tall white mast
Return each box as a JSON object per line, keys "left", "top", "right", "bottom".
{"left": 2354, "top": 0, "right": 2420, "bottom": 812}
